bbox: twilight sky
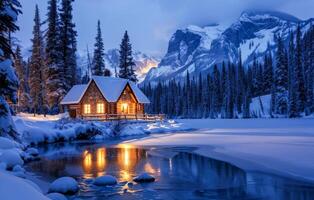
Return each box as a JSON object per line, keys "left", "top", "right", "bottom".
{"left": 15, "top": 0, "right": 314, "bottom": 57}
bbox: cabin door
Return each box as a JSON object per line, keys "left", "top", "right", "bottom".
{"left": 69, "top": 109, "right": 77, "bottom": 118}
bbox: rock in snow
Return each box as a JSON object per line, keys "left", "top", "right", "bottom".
{"left": 46, "top": 193, "right": 67, "bottom": 200}
{"left": 48, "top": 177, "right": 79, "bottom": 194}
{"left": 133, "top": 173, "right": 155, "bottom": 183}
{"left": 0, "top": 149, "right": 24, "bottom": 169}
{"left": 93, "top": 175, "right": 117, "bottom": 186}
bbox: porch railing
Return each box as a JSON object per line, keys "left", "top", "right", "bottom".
{"left": 81, "top": 114, "right": 165, "bottom": 121}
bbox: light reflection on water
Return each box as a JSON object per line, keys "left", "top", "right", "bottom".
{"left": 27, "top": 144, "right": 314, "bottom": 200}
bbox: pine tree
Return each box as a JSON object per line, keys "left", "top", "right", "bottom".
{"left": 118, "top": 31, "right": 137, "bottom": 82}
{"left": 236, "top": 50, "right": 244, "bottom": 113}
{"left": 14, "top": 46, "right": 31, "bottom": 112}
{"left": 263, "top": 49, "right": 273, "bottom": 94}
{"left": 287, "top": 31, "right": 298, "bottom": 117}
{"left": 305, "top": 26, "right": 314, "bottom": 114}
{"left": 274, "top": 35, "right": 288, "bottom": 115}
{"left": 92, "top": 20, "right": 109, "bottom": 76}
{"left": 294, "top": 25, "right": 306, "bottom": 114}
{"left": 46, "top": 0, "right": 64, "bottom": 113}
{"left": 0, "top": 0, "right": 21, "bottom": 140}
{"left": 59, "top": 0, "right": 77, "bottom": 91}
{"left": 29, "top": 5, "right": 45, "bottom": 115}
{"left": 211, "top": 64, "right": 220, "bottom": 117}
{"left": 221, "top": 63, "right": 227, "bottom": 118}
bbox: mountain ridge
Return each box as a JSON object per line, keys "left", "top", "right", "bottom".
{"left": 143, "top": 10, "right": 314, "bottom": 85}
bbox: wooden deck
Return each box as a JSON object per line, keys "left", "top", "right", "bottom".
{"left": 81, "top": 114, "right": 165, "bottom": 121}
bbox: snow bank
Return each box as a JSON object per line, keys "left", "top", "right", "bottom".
{"left": 14, "top": 114, "right": 190, "bottom": 145}
{"left": 93, "top": 175, "right": 117, "bottom": 186}
{"left": 0, "top": 171, "right": 49, "bottom": 200}
{"left": 0, "top": 149, "right": 24, "bottom": 169}
{"left": 48, "top": 177, "right": 79, "bottom": 194}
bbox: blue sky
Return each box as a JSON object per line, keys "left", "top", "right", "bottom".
{"left": 15, "top": 0, "right": 314, "bottom": 57}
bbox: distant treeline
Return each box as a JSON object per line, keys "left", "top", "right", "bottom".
{"left": 142, "top": 25, "right": 314, "bottom": 118}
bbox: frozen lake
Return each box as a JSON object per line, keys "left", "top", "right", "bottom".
{"left": 27, "top": 141, "right": 314, "bottom": 200}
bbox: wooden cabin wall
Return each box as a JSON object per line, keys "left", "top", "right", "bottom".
{"left": 117, "top": 85, "right": 137, "bottom": 115}
{"left": 80, "top": 81, "right": 107, "bottom": 116}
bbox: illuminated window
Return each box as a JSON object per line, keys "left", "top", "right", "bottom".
{"left": 84, "top": 104, "right": 91, "bottom": 114}
{"left": 121, "top": 103, "right": 128, "bottom": 113}
{"left": 97, "top": 103, "right": 104, "bottom": 113}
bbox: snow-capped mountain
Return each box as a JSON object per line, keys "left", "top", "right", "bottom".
{"left": 143, "top": 11, "right": 314, "bottom": 84}
{"left": 78, "top": 49, "right": 160, "bottom": 83}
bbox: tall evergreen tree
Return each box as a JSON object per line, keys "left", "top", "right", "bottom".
{"left": 92, "top": 20, "right": 110, "bottom": 76}
{"left": 287, "top": 31, "right": 298, "bottom": 117}
{"left": 294, "top": 25, "right": 306, "bottom": 114}
{"left": 46, "top": 0, "right": 64, "bottom": 113}
{"left": 0, "top": 0, "right": 21, "bottom": 140}
{"left": 14, "top": 46, "right": 30, "bottom": 112}
{"left": 274, "top": 35, "right": 288, "bottom": 115}
{"left": 29, "top": 5, "right": 45, "bottom": 115}
{"left": 59, "top": 0, "right": 77, "bottom": 91}
{"left": 118, "top": 31, "right": 137, "bottom": 82}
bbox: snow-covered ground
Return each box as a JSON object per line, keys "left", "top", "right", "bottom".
{"left": 124, "top": 118, "right": 314, "bottom": 183}
{"left": 13, "top": 113, "right": 190, "bottom": 145}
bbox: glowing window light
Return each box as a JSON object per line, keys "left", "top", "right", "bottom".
{"left": 84, "top": 104, "right": 91, "bottom": 114}
{"left": 96, "top": 103, "right": 104, "bottom": 114}
{"left": 97, "top": 148, "right": 106, "bottom": 172}
{"left": 121, "top": 103, "right": 128, "bottom": 113}
{"left": 83, "top": 150, "right": 92, "bottom": 175}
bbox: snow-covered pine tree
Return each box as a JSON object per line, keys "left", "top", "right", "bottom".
{"left": 92, "top": 20, "right": 110, "bottom": 76}
{"left": 227, "top": 62, "right": 235, "bottom": 118}
{"left": 211, "top": 64, "right": 220, "bottom": 118}
{"left": 59, "top": 0, "right": 77, "bottom": 91}
{"left": 287, "top": 31, "right": 298, "bottom": 117}
{"left": 263, "top": 48, "right": 273, "bottom": 94}
{"left": 294, "top": 25, "right": 306, "bottom": 115}
{"left": 14, "top": 46, "right": 31, "bottom": 112}
{"left": 29, "top": 5, "right": 46, "bottom": 115}
{"left": 118, "top": 31, "right": 137, "bottom": 82}
{"left": 274, "top": 35, "right": 289, "bottom": 115}
{"left": 0, "top": 0, "right": 21, "bottom": 140}
{"left": 221, "top": 62, "right": 227, "bottom": 118}
{"left": 305, "top": 26, "right": 314, "bottom": 114}
{"left": 46, "top": 0, "right": 64, "bottom": 113}
{"left": 236, "top": 50, "right": 244, "bottom": 113}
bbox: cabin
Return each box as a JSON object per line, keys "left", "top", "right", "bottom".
{"left": 60, "top": 76, "right": 158, "bottom": 120}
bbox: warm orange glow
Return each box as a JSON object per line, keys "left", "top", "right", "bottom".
{"left": 96, "top": 103, "right": 104, "bottom": 113}
{"left": 83, "top": 150, "right": 92, "bottom": 174}
{"left": 144, "top": 163, "right": 156, "bottom": 174}
{"left": 97, "top": 148, "right": 106, "bottom": 172}
{"left": 84, "top": 104, "right": 91, "bottom": 114}
{"left": 121, "top": 103, "right": 128, "bottom": 113}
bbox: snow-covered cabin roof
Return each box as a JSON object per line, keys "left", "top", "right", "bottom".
{"left": 60, "top": 84, "right": 88, "bottom": 105}
{"left": 61, "top": 76, "right": 150, "bottom": 105}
